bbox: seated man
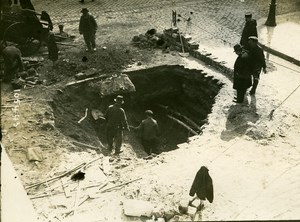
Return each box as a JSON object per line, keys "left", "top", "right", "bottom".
{"left": 1, "top": 45, "right": 24, "bottom": 82}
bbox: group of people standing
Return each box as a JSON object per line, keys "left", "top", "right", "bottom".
{"left": 233, "top": 13, "right": 267, "bottom": 103}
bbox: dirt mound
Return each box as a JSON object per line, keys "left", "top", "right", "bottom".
{"left": 42, "top": 43, "right": 146, "bottom": 84}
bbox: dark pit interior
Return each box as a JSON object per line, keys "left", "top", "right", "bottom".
{"left": 52, "top": 65, "right": 223, "bottom": 157}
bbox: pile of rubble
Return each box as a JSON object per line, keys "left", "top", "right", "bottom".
{"left": 12, "top": 67, "right": 43, "bottom": 89}
{"left": 132, "top": 29, "right": 170, "bottom": 52}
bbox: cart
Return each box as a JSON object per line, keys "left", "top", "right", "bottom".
{"left": 0, "top": 8, "right": 52, "bottom": 56}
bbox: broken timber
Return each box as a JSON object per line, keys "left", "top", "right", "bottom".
{"left": 25, "top": 157, "right": 102, "bottom": 189}
{"left": 99, "top": 177, "right": 142, "bottom": 193}
{"left": 78, "top": 108, "right": 88, "bottom": 123}
{"left": 156, "top": 104, "right": 202, "bottom": 131}
{"left": 72, "top": 140, "right": 105, "bottom": 150}
{"left": 65, "top": 74, "right": 108, "bottom": 87}
{"left": 166, "top": 115, "right": 198, "bottom": 136}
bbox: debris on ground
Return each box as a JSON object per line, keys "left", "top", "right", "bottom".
{"left": 71, "top": 171, "right": 85, "bottom": 181}
{"left": 123, "top": 199, "right": 154, "bottom": 217}
{"left": 132, "top": 28, "right": 170, "bottom": 52}
{"left": 88, "top": 73, "right": 136, "bottom": 96}
{"left": 27, "top": 147, "right": 43, "bottom": 162}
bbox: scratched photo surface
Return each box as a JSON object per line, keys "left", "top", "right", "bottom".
{"left": 1, "top": 0, "right": 300, "bottom": 221}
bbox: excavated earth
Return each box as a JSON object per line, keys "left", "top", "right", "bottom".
{"left": 2, "top": 7, "right": 300, "bottom": 222}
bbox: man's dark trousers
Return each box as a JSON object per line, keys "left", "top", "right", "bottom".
{"left": 83, "top": 32, "right": 96, "bottom": 50}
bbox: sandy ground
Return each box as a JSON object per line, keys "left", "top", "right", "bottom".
{"left": 2, "top": 5, "right": 300, "bottom": 222}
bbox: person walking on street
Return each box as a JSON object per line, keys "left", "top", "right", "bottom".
{"left": 79, "top": 8, "right": 97, "bottom": 52}
{"left": 133, "top": 110, "right": 160, "bottom": 155}
{"left": 233, "top": 44, "right": 252, "bottom": 103}
{"left": 248, "top": 36, "right": 267, "bottom": 95}
{"left": 105, "top": 95, "right": 130, "bottom": 155}
{"left": 240, "top": 13, "right": 258, "bottom": 50}
{"left": 189, "top": 166, "right": 214, "bottom": 211}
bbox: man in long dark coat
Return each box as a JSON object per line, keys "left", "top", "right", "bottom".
{"left": 79, "top": 8, "right": 97, "bottom": 52}
{"left": 233, "top": 44, "right": 252, "bottom": 103}
{"left": 248, "top": 36, "right": 267, "bottom": 95}
{"left": 240, "top": 13, "right": 258, "bottom": 50}
{"left": 189, "top": 166, "right": 214, "bottom": 210}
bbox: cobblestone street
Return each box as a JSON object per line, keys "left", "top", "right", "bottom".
{"left": 34, "top": 0, "right": 300, "bottom": 41}
{"left": 33, "top": 0, "right": 300, "bottom": 66}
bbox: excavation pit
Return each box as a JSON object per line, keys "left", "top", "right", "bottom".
{"left": 52, "top": 65, "right": 223, "bottom": 157}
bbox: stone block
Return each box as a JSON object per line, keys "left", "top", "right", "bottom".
{"left": 75, "top": 72, "right": 85, "bottom": 80}
{"left": 84, "top": 68, "right": 98, "bottom": 77}
{"left": 188, "top": 42, "right": 199, "bottom": 50}
{"left": 182, "top": 34, "right": 192, "bottom": 41}
{"left": 171, "top": 33, "right": 179, "bottom": 39}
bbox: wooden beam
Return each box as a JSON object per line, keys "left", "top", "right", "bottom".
{"left": 166, "top": 115, "right": 198, "bottom": 136}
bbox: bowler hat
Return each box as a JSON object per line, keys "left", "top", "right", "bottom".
{"left": 145, "top": 110, "right": 153, "bottom": 116}
{"left": 233, "top": 44, "right": 242, "bottom": 52}
{"left": 248, "top": 36, "right": 258, "bottom": 42}
{"left": 81, "top": 8, "right": 89, "bottom": 13}
{"left": 114, "top": 95, "right": 124, "bottom": 104}
{"left": 245, "top": 13, "right": 252, "bottom": 18}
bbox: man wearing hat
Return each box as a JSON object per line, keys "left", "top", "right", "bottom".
{"left": 240, "top": 13, "right": 258, "bottom": 50}
{"left": 248, "top": 36, "right": 267, "bottom": 95}
{"left": 233, "top": 44, "right": 252, "bottom": 103}
{"left": 104, "top": 95, "right": 130, "bottom": 155}
{"left": 79, "top": 8, "right": 97, "bottom": 52}
{"left": 133, "top": 110, "right": 160, "bottom": 155}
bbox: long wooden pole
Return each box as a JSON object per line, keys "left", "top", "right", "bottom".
{"left": 166, "top": 115, "right": 198, "bottom": 135}
{"left": 25, "top": 157, "right": 102, "bottom": 189}
{"left": 100, "top": 178, "right": 142, "bottom": 193}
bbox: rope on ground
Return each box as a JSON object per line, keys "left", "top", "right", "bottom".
{"left": 208, "top": 139, "right": 241, "bottom": 164}
{"left": 233, "top": 160, "right": 300, "bottom": 219}
{"left": 267, "top": 59, "right": 300, "bottom": 74}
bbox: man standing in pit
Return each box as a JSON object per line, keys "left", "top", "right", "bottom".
{"left": 240, "top": 13, "right": 258, "bottom": 50}
{"left": 248, "top": 36, "right": 267, "bottom": 95}
{"left": 133, "top": 110, "right": 160, "bottom": 155}
{"left": 79, "top": 8, "right": 97, "bottom": 52}
{"left": 105, "top": 95, "right": 130, "bottom": 155}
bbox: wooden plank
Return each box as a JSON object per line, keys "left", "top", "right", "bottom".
{"left": 166, "top": 115, "right": 198, "bottom": 136}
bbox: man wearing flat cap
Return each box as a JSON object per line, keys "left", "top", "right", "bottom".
{"left": 104, "top": 95, "right": 130, "bottom": 155}
{"left": 240, "top": 13, "right": 258, "bottom": 50}
{"left": 79, "top": 8, "right": 97, "bottom": 52}
{"left": 133, "top": 110, "right": 160, "bottom": 155}
{"left": 248, "top": 36, "right": 267, "bottom": 95}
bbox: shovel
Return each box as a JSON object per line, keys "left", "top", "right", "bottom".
{"left": 178, "top": 32, "right": 189, "bottom": 57}
{"left": 91, "top": 109, "right": 105, "bottom": 121}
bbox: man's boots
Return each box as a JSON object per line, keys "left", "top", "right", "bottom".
{"left": 250, "top": 80, "right": 259, "bottom": 95}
